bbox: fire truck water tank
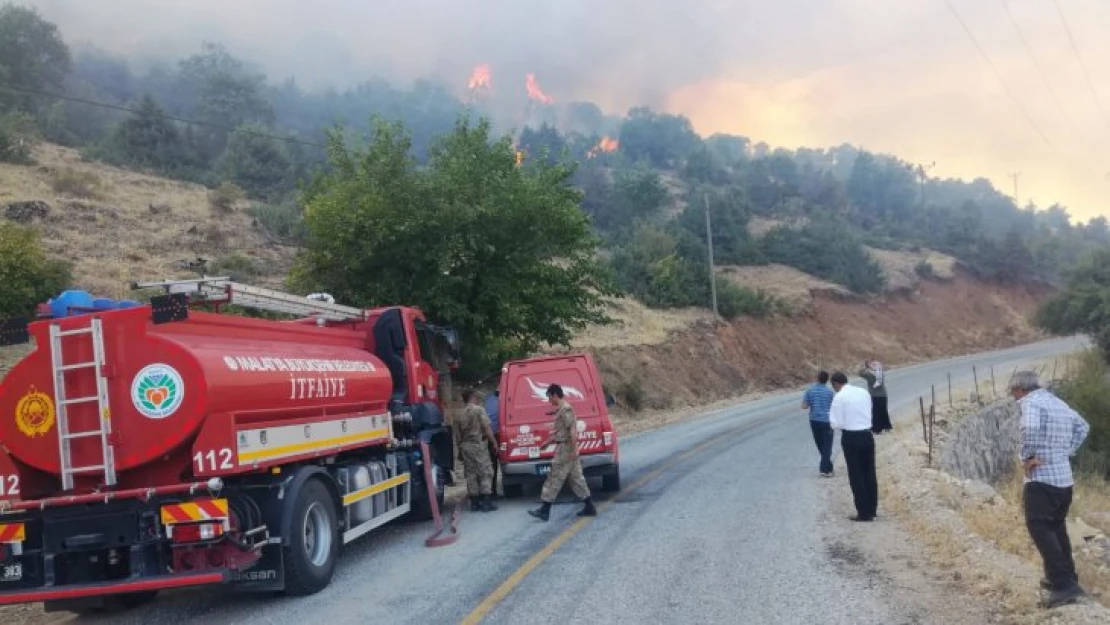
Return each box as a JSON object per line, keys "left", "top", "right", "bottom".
{"left": 0, "top": 306, "right": 396, "bottom": 484}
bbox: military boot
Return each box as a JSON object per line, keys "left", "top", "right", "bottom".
{"left": 577, "top": 497, "right": 597, "bottom": 517}
{"left": 528, "top": 502, "right": 551, "bottom": 521}
{"left": 480, "top": 494, "right": 499, "bottom": 512}
{"left": 470, "top": 497, "right": 481, "bottom": 512}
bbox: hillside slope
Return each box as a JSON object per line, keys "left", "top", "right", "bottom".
{"left": 578, "top": 269, "right": 1049, "bottom": 412}
{"left": 1, "top": 145, "right": 1052, "bottom": 417}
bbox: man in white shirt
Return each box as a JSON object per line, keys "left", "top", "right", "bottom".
{"left": 829, "top": 371, "right": 878, "bottom": 522}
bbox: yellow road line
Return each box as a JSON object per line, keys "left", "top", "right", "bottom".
{"left": 460, "top": 419, "right": 763, "bottom": 625}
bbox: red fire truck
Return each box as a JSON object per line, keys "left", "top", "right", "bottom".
{"left": 0, "top": 278, "right": 459, "bottom": 612}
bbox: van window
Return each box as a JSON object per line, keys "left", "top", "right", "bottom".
{"left": 506, "top": 369, "right": 592, "bottom": 424}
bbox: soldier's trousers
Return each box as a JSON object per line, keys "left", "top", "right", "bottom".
{"left": 540, "top": 445, "right": 591, "bottom": 503}
{"left": 459, "top": 441, "right": 493, "bottom": 496}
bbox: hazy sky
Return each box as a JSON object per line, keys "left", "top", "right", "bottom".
{"left": 24, "top": 0, "right": 1110, "bottom": 221}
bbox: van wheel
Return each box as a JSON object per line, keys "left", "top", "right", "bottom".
{"left": 502, "top": 483, "right": 524, "bottom": 499}
{"left": 283, "top": 479, "right": 339, "bottom": 596}
{"left": 115, "top": 590, "right": 159, "bottom": 609}
{"left": 601, "top": 466, "right": 621, "bottom": 492}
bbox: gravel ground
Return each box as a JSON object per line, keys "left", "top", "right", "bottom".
{"left": 0, "top": 336, "right": 1087, "bottom": 624}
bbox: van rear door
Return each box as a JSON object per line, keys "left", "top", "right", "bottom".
{"left": 498, "top": 356, "right": 603, "bottom": 467}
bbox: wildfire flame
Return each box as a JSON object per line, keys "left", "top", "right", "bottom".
{"left": 525, "top": 73, "right": 554, "bottom": 105}
{"left": 587, "top": 136, "right": 620, "bottom": 158}
{"left": 468, "top": 64, "right": 492, "bottom": 91}
{"left": 515, "top": 150, "right": 525, "bottom": 167}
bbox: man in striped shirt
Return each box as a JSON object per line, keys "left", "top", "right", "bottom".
{"left": 1009, "top": 371, "right": 1091, "bottom": 609}
{"left": 802, "top": 370, "right": 835, "bottom": 477}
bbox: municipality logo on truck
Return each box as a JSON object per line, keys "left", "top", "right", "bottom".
{"left": 131, "top": 363, "right": 185, "bottom": 419}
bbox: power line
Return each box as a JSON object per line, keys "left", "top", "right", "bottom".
{"left": 941, "top": 0, "right": 1053, "bottom": 148}
{"left": 0, "top": 83, "right": 329, "bottom": 151}
{"left": 1051, "top": 0, "right": 1110, "bottom": 129}
{"left": 1000, "top": 0, "right": 1069, "bottom": 121}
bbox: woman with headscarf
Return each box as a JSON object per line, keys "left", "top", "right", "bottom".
{"left": 859, "top": 359, "right": 893, "bottom": 433}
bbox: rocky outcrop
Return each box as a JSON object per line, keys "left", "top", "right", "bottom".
{"left": 938, "top": 400, "right": 1022, "bottom": 483}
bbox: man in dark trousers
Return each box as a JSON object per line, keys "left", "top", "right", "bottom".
{"left": 1009, "top": 371, "right": 1090, "bottom": 609}
{"left": 829, "top": 372, "right": 877, "bottom": 522}
{"left": 802, "top": 370, "right": 836, "bottom": 477}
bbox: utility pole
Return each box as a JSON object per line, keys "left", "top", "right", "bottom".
{"left": 1008, "top": 172, "right": 1021, "bottom": 206}
{"left": 704, "top": 191, "right": 718, "bottom": 318}
{"left": 915, "top": 161, "right": 935, "bottom": 206}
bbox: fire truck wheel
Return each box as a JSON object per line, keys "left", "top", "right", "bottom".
{"left": 412, "top": 465, "right": 446, "bottom": 521}
{"left": 601, "top": 466, "right": 621, "bottom": 492}
{"left": 283, "top": 479, "right": 339, "bottom": 595}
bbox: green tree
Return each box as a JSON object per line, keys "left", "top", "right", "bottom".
{"left": 178, "top": 43, "right": 274, "bottom": 160}
{"left": 0, "top": 5, "right": 71, "bottom": 114}
{"left": 618, "top": 107, "right": 700, "bottom": 169}
{"left": 218, "top": 123, "right": 294, "bottom": 199}
{"left": 0, "top": 222, "right": 71, "bottom": 318}
{"left": 593, "top": 165, "right": 668, "bottom": 235}
{"left": 0, "top": 110, "right": 37, "bottom": 164}
{"left": 99, "top": 95, "right": 196, "bottom": 175}
{"left": 610, "top": 223, "right": 707, "bottom": 308}
{"left": 292, "top": 116, "right": 616, "bottom": 373}
{"left": 1035, "top": 248, "right": 1110, "bottom": 360}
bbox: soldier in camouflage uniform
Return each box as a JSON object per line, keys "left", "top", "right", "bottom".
{"left": 528, "top": 384, "right": 597, "bottom": 521}
{"left": 456, "top": 390, "right": 499, "bottom": 512}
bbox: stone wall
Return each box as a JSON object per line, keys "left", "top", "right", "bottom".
{"left": 939, "top": 400, "right": 1021, "bottom": 484}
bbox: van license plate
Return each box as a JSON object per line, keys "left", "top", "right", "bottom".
{"left": 1, "top": 563, "right": 22, "bottom": 582}
{"left": 535, "top": 463, "right": 551, "bottom": 476}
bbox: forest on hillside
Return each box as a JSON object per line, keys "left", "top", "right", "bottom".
{"left": 2, "top": 4, "right": 1108, "bottom": 323}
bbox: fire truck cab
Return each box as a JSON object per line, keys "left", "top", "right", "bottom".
{"left": 496, "top": 353, "right": 620, "bottom": 497}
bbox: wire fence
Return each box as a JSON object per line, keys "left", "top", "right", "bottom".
{"left": 917, "top": 354, "right": 1077, "bottom": 467}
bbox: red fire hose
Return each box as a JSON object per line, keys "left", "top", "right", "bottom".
{"left": 420, "top": 440, "right": 459, "bottom": 547}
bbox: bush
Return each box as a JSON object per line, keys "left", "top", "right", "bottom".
{"left": 49, "top": 167, "right": 101, "bottom": 198}
{"left": 618, "top": 377, "right": 646, "bottom": 412}
{"left": 0, "top": 111, "right": 38, "bottom": 164}
{"left": 211, "top": 253, "right": 259, "bottom": 281}
{"left": 914, "top": 260, "right": 935, "bottom": 279}
{"left": 716, "top": 281, "right": 782, "bottom": 319}
{"left": 759, "top": 220, "right": 886, "bottom": 294}
{"left": 610, "top": 224, "right": 708, "bottom": 308}
{"left": 209, "top": 181, "right": 245, "bottom": 213}
{"left": 0, "top": 222, "right": 72, "bottom": 318}
{"left": 1055, "top": 350, "right": 1110, "bottom": 477}
{"left": 248, "top": 199, "right": 306, "bottom": 244}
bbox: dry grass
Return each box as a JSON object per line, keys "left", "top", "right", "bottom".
{"left": 865, "top": 246, "right": 957, "bottom": 291}
{"left": 746, "top": 215, "right": 809, "bottom": 238}
{"left": 0, "top": 143, "right": 297, "bottom": 297}
{"left": 566, "top": 297, "right": 713, "bottom": 350}
{"left": 715, "top": 263, "right": 849, "bottom": 312}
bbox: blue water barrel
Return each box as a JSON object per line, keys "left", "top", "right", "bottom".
{"left": 49, "top": 290, "right": 94, "bottom": 318}
{"left": 116, "top": 300, "right": 141, "bottom": 309}
{"left": 92, "top": 298, "right": 117, "bottom": 311}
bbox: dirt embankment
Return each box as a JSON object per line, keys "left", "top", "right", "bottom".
{"left": 593, "top": 270, "right": 1051, "bottom": 412}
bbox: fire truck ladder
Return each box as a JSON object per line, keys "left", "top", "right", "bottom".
{"left": 49, "top": 317, "right": 117, "bottom": 491}
{"left": 131, "top": 277, "right": 368, "bottom": 322}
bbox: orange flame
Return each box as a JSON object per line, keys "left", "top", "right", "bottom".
{"left": 515, "top": 150, "right": 525, "bottom": 167}
{"left": 525, "top": 73, "right": 554, "bottom": 105}
{"left": 468, "top": 64, "right": 492, "bottom": 91}
{"left": 587, "top": 136, "right": 620, "bottom": 158}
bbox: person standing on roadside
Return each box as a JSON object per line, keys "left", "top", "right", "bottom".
{"left": 859, "top": 359, "right": 893, "bottom": 433}
{"left": 528, "top": 384, "right": 597, "bottom": 522}
{"left": 484, "top": 390, "right": 501, "bottom": 497}
{"left": 802, "top": 370, "right": 836, "bottom": 477}
{"left": 1009, "top": 371, "right": 1090, "bottom": 609}
{"left": 456, "top": 389, "right": 499, "bottom": 513}
{"left": 829, "top": 372, "right": 878, "bottom": 522}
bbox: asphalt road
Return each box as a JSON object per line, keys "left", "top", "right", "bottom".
{"left": 61, "top": 336, "right": 1085, "bottom": 625}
